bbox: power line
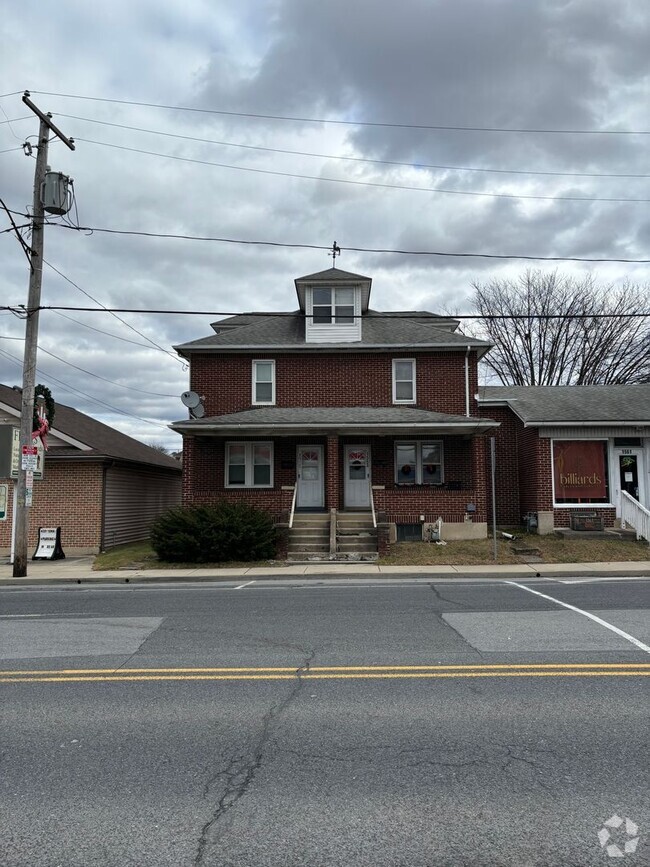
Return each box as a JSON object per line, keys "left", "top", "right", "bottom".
{"left": 31, "top": 90, "right": 650, "bottom": 135}
{"left": 42, "top": 258, "right": 184, "bottom": 366}
{"left": 5, "top": 306, "right": 647, "bottom": 320}
{"left": 75, "top": 137, "right": 650, "bottom": 203}
{"left": 0, "top": 334, "right": 178, "bottom": 396}
{"left": 51, "top": 309, "right": 175, "bottom": 351}
{"left": 0, "top": 92, "right": 24, "bottom": 99}
{"left": 0, "top": 146, "right": 23, "bottom": 154}
{"left": 0, "top": 346, "right": 173, "bottom": 429}
{"left": 58, "top": 113, "right": 650, "bottom": 179}
{"left": 37, "top": 222, "right": 650, "bottom": 263}
{"left": 0, "top": 116, "right": 31, "bottom": 125}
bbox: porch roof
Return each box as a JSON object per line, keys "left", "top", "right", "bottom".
{"left": 170, "top": 406, "right": 498, "bottom": 436}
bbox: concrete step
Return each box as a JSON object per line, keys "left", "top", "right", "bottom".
{"left": 336, "top": 540, "right": 378, "bottom": 552}
{"left": 288, "top": 544, "right": 330, "bottom": 554}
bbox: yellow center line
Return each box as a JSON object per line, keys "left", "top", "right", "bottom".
{"left": 1, "top": 669, "right": 649, "bottom": 683}
{"left": 2, "top": 662, "right": 649, "bottom": 676}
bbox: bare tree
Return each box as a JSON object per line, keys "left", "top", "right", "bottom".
{"left": 470, "top": 270, "right": 650, "bottom": 385}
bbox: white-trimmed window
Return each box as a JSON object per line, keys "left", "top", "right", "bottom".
{"left": 312, "top": 287, "right": 355, "bottom": 324}
{"left": 392, "top": 358, "right": 416, "bottom": 403}
{"left": 252, "top": 360, "right": 275, "bottom": 405}
{"left": 395, "top": 441, "right": 443, "bottom": 485}
{"left": 226, "top": 442, "right": 273, "bottom": 487}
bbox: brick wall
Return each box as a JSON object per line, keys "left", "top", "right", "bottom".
{"left": 0, "top": 461, "right": 104, "bottom": 552}
{"left": 183, "top": 434, "right": 486, "bottom": 523}
{"left": 190, "top": 350, "right": 480, "bottom": 416}
{"left": 479, "top": 406, "right": 521, "bottom": 525}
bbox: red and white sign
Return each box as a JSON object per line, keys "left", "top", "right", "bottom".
{"left": 21, "top": 445, "right": 38, "bottom": 471}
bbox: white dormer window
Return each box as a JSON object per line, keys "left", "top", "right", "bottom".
{"left": 252, "top": 360, "right": 275, "bottom": 405}
{"left": 392, "top": 359, "right": 416, "bottom": 404}
{"left": 312, "top": 288, "right": 355, "bottom": 324}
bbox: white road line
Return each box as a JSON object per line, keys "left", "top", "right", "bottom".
{"left": 558, "top": 576, "right": 650, "bottom": 584}
{"left": 505, "top": 580, "right": 650, "bottom": 655}
{"left": 234, "top": 580, "right": 256, "bottom": 590}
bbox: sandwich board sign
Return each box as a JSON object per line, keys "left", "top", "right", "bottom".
{"left": 33, "top": 527, "right": 65, "bottom": 560}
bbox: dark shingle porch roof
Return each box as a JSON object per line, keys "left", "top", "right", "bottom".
{"left": 171, "top": 406, "right": 498, "bottom": 435}
{"left": 478, "top": 384, "right": 650, "bottom": 425}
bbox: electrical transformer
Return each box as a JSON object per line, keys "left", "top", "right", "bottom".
{"left": 41, "top": 171, "right": 72, "bottom": 215}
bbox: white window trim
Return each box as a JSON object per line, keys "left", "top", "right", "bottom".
{"left": 225, "top": 441, "right": 274, "bottom": 488}
{"left": 394, "top": 440, "right": 444, "bottom": 485}
{"left": 550, "top": 437, "right": 614, "bottom": 508}
{"left": 309, "top": 287, "right": 356, "bottom": 325}
{"left": 392, "top": 358, "right": 416, "bottom": 404}
{"left": 252, "top": 360, "right": 275, "bottom": 406}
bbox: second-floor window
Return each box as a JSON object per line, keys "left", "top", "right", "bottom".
{"left": 312, "top": 287, "right": 355, "bottom": 324}
{"left": 392, "top": 358, "right": 416, "bottom": 403}
{"left": 252, "top": 360, "right": 275, "bottom": 405}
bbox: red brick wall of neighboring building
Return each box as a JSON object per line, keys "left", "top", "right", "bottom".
{"left": 190, "top": 351, "right": 480, "bottom": 416}
{"left": 0, "top": 461, "right": 104, "bottom": 552}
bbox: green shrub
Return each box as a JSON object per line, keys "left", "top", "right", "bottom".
{"left": 150, "top": 501, "right": 277, "bottom": 563}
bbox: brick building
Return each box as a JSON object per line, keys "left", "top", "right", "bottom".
{"left": 0, "top": 384, "right": 182, "bottom": 554}
{"left": 172, "top": 267, "right": 498, "bottom": 552}
{"left": 478, "top": 385, "right": 650, "bottom": 534}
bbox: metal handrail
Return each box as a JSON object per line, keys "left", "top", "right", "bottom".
{"left": 370, "top": 484, "right": 377, "bottom": 529}
{"left": 289, "top": 484, "right": 298, "bottom": 529}
{"left": 620, "top": 489, "right": 650, "bottom": 544}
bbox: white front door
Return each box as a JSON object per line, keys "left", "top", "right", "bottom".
{"left": 296, "top": 445, "right": 324, "bottom": 508}
{"left": 344, "top": 445, "right": 371, "bottom": 508}
{"left": 613, "top": 448, "right": 646, "bottom": 515}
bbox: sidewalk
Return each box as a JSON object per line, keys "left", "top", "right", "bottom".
{"left": 1, "top": 556, "right": 649, "bottom": 585}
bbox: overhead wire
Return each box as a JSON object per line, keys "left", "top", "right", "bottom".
{"left": 42, "top": 258, "right": 185, "bottom": 366}
{"left": 55, "top": 113, "right": 650, "bottom": 180}
{"left": 29, "top": 90, "right": 650, "bottom": 135}
{"left": 0, "top": 345, "right": 173, "bottom": 430}
{"left": 74, "top": 137, "right": 650, "bottom": 204}
{"left": 31, "top": 221, "right": 650, "bottom": 263}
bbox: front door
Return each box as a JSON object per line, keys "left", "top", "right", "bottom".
{"left": 344, "top": 445, "right": 371, "bottom": 509}
{"left": 614, "top": 449, "right": 646, "bottom": 514}
{"left": 296, "top": 445, "right": 324, "bottom": 509}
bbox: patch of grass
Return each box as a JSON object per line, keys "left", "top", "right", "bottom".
{"left": 93, "top": 541, "right": 281, "bottom": 571}
{"left": 379, "top": 534, "right": 650, "bottom": 566}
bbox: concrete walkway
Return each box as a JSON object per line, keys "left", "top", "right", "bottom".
{"left": 1, "top": 556, "right": 649, "bottom": 585}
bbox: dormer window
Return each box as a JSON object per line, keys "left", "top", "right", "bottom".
{"left": 312, "top": 288, "right": 355, "bottom": 324}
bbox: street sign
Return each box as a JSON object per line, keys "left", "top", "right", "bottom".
{"left": 8, "top": 429, "right": 44, "bottom": 479}
{"left": 21, "top": 445, "right": 38, "bottom": 471}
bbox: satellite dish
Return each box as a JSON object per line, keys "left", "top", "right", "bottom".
{"left": 181, "top": 391, "right": 200, "bottom": 408}
{"left": 191, "top": 404, "right": 205, "bottom": 419}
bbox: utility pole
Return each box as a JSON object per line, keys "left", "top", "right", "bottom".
{"left": 12, "top": 92, "right": 74, "bottom": 578}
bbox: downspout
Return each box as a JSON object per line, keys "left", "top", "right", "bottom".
{"left": 465, "top": 346, "right": 471, "bottom": 417}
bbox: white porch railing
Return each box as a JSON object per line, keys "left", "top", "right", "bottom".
{"left": 620, "top": 490, "right": 650, "bottom": 544}
{"left": 370, "top": 484, "right": 377, "bottom": 529}
{"left": 289, "top": 484, "right": 298, "bottom": 529}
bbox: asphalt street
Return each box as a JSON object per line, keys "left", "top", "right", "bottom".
{"left": 1, "top": 576, "right": 649, "bottom": 866}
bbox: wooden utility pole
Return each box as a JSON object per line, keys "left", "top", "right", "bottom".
{"left": 12, "top": 93, "right": 74, "bottom": 578}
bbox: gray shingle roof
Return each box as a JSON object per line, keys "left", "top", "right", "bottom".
{"left": 175, "top": 311, "right": 491, "bottom": 354}
{"left": 295, "top": 267, "right": 371, "bottom": 282}
{"left": 171, "top": 406, "right": 497, "bottom": 432}
{"left": 479, "top": 384, "right": 650, "bottom": 424}
{"left": 0, "top": 384, "right": 181, "bottom": 470}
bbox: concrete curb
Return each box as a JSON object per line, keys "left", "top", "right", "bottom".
{"left": 1, "top": 560, "right": 649, "bottom": 587}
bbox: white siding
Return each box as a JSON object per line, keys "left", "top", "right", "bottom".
{"left": 305, "top": 286, "right": 362, "bottom": 343}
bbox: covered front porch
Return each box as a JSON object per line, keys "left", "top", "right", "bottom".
{"left": 173, "top": 407, "right": 498, "bottom": 544}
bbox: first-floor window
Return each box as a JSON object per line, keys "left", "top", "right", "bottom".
{"left": 226, "top": 442, "right": 273, "bottom": 487}
{"left": 395, "top": 441, "right": 443, "bottom": 484}
{"left": 552, "top": 440, "right": 609, "bottom": 504}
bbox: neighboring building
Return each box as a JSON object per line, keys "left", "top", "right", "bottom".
{"left": 478, "top": 385, "right": 650, "bottom": 533}
{"left": 0, "top": 384, "right": 182, "bottom": 554}
{"left": 172, "top": 267, "right": 498, "bottom": 553}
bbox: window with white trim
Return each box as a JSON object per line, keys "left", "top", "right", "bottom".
{"left": 395, "top": 441, "right": 443, "bottom": 485}
{"left": 392, "top": 359, "right": 416, "bottom": 403}
{"left": 312, "top": 287, "right": 355, "bottom": 324}
{"left": 225, "top": 442, "right": 273, "bottom": 487}
{"left": 252, "top": 360, "right": 275, "bottom": 405}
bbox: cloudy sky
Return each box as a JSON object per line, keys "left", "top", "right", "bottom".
{"left": 1, "top": 0, "right": 648, "bottom": 449}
